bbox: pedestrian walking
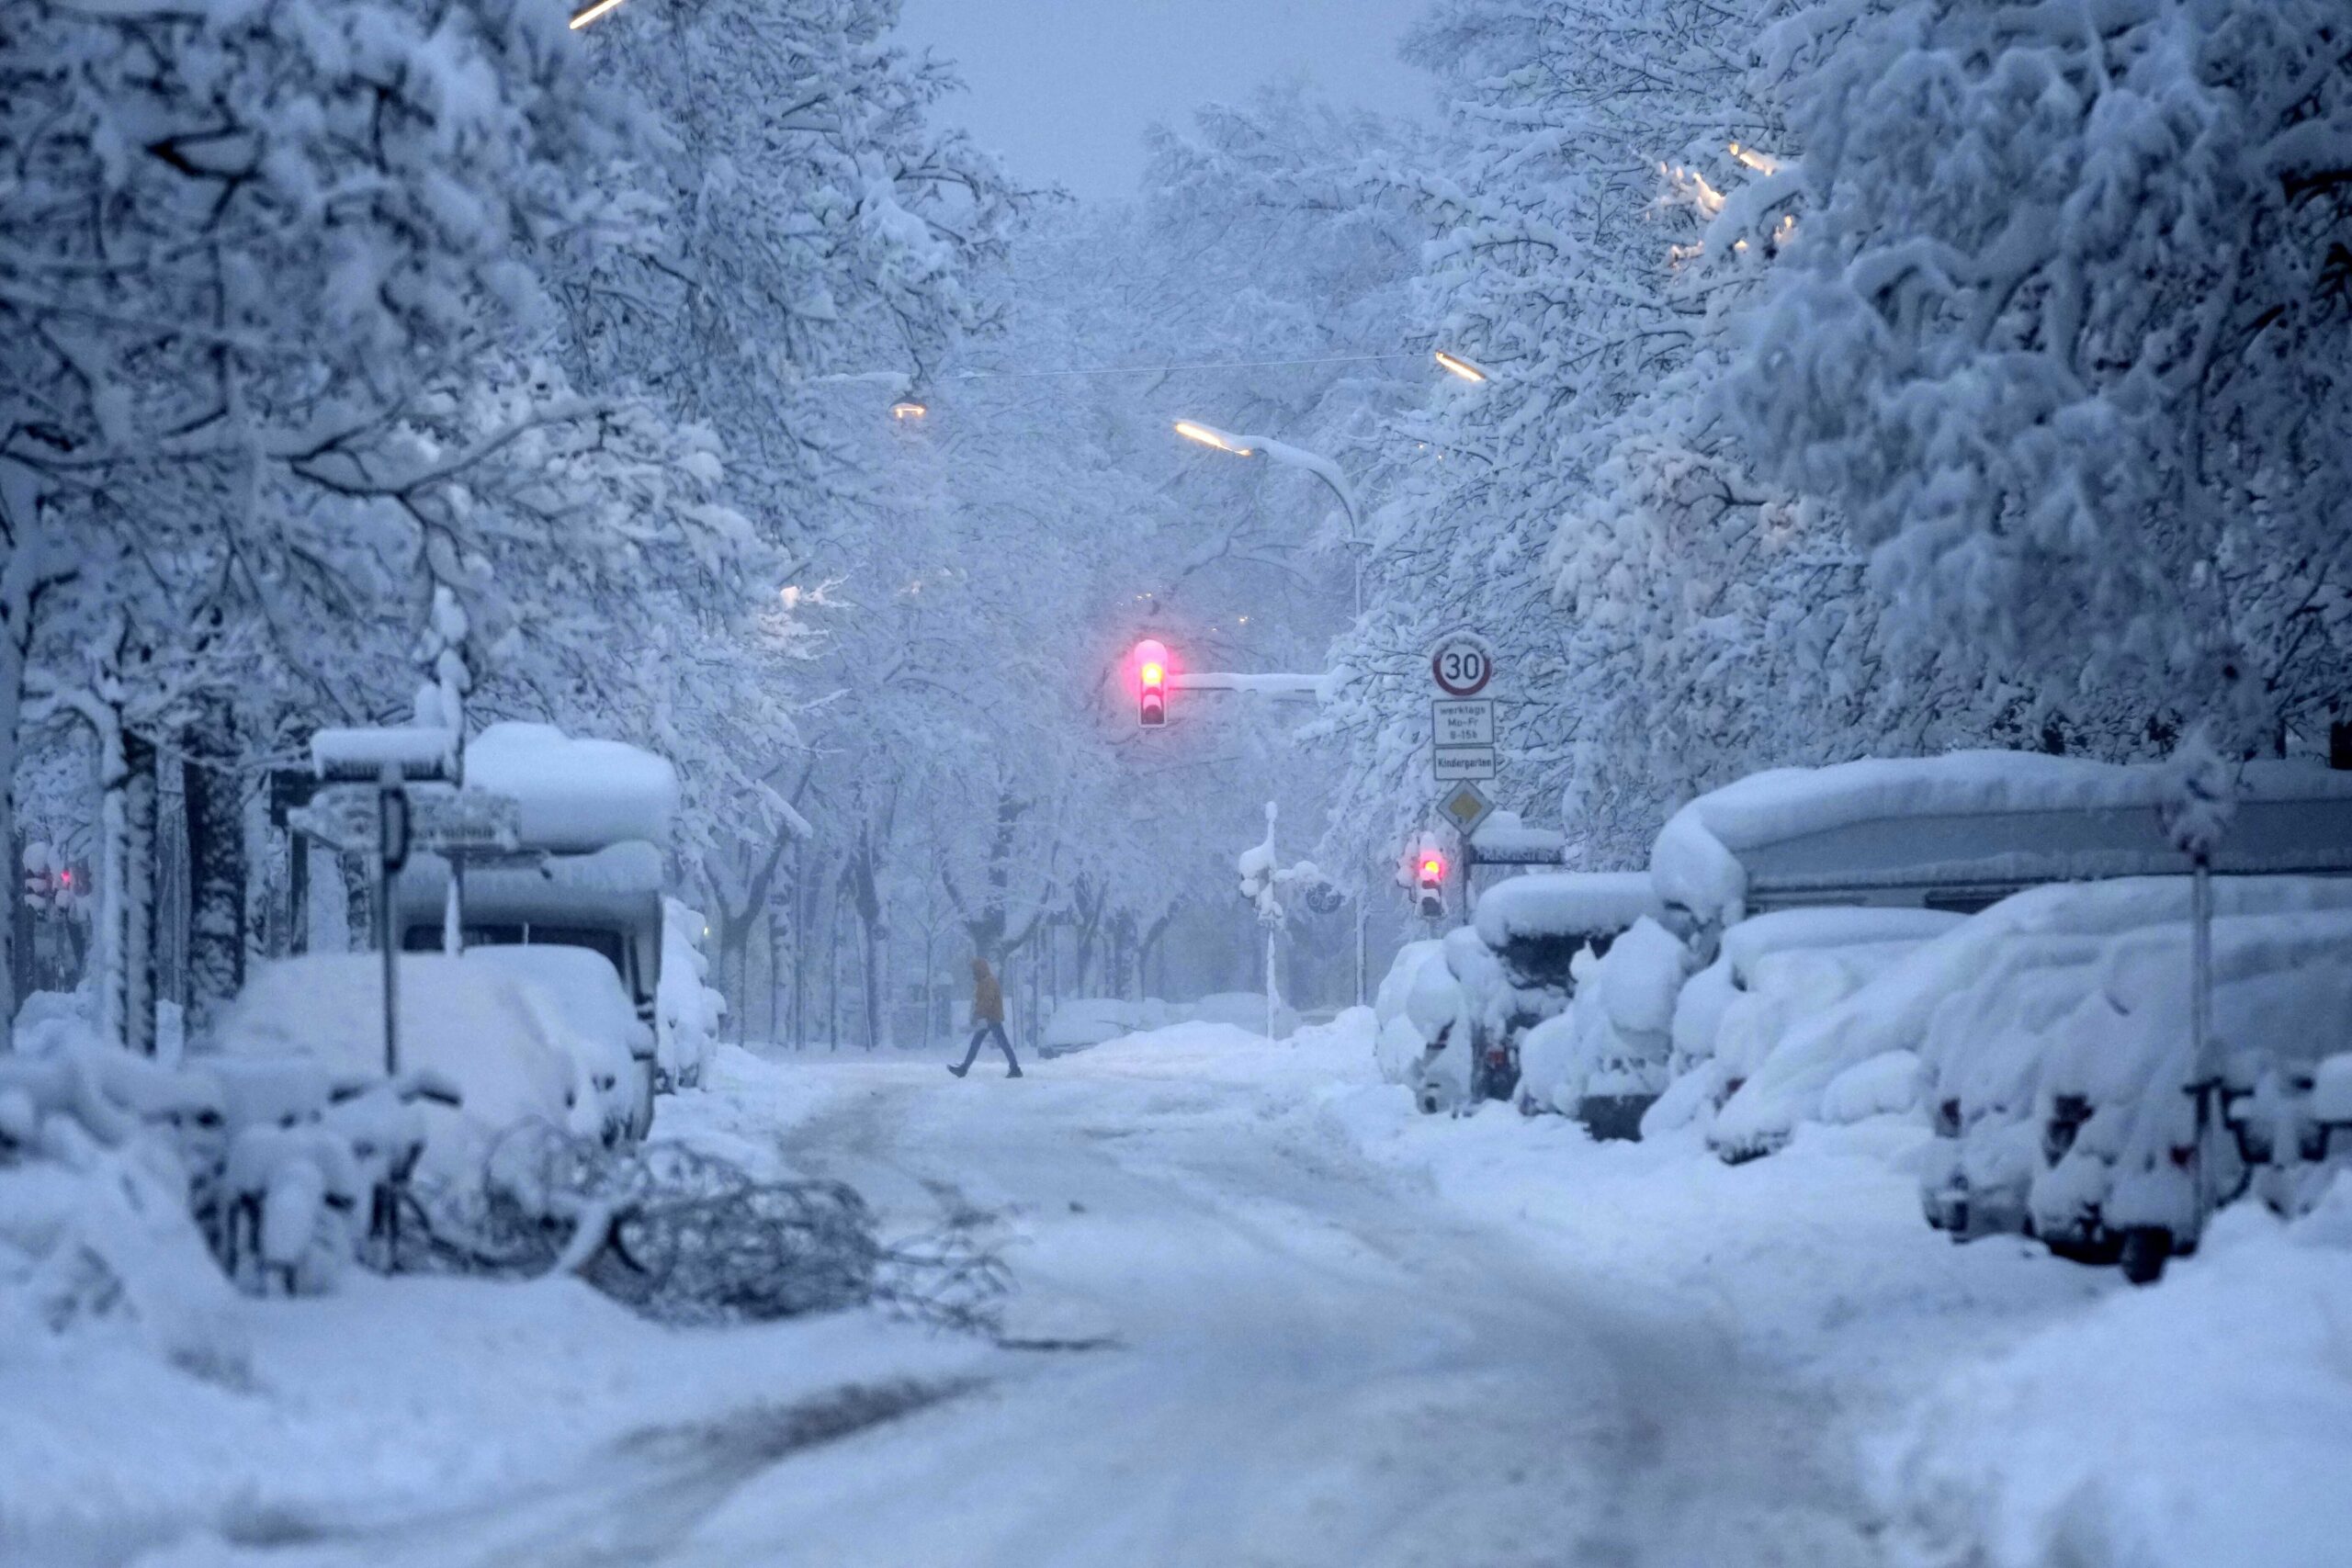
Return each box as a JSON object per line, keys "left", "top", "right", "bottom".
{"left": 949, "top": 954, "right": 1023, "bottom": 1078}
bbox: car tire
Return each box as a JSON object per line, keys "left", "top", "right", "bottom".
{"left": 2118, "top": 1225, "right": 2173, "bottom": 1286}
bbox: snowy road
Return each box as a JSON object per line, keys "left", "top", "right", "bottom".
{"left": 169, "top": 1026, "right": 1905, "bottom": 1568}
{"left": 698, "top": 1041, "right": 1889, "bottom": 1568}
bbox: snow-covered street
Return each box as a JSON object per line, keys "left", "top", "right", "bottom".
{"left": 14, "top": 1020, "right": 2182, "bottom": 1568}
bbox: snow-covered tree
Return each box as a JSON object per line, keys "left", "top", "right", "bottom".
{"left": 1725, "top": 0, "right": 2352, "bottom": 754}
{"left": 1, "top": 0, "right": 763, "bottom": 1038}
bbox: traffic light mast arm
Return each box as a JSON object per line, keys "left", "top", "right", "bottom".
{"left": 1170, "top": 671, "right": 1329, "bottom": 698}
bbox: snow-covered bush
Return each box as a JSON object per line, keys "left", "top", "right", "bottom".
{"left": 658, "top": 898, "right": 726, "bottom": 1091}
{"left": 0, "top": 1040, "right": 243, "bottom": 1363}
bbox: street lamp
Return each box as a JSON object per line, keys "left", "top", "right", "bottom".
{"left": 1170, "top": 420, "right": 1363, "bottom": 595}
{"left": 1432, "top": 350, "right": 1490, "bottom": 383}
{"left": 1174, "top": 415, "right": 1371, "bottom": 1006}
{"left": 569, "top": 0, "right": 631, "bottom": 28}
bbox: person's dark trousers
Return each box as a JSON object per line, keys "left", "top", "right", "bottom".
{"left": 952, "top": 1020, "right": 1022, "bottom": 1077}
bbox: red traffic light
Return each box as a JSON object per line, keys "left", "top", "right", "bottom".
{"left": 1134, "top": 639, "right": 1170, "bottom": 728}
{"left": 1419, "top": 856, "right": 1444, "bottom": 880}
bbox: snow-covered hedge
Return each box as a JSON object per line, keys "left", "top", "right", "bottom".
{"left": 0, "top": 1040, "right": 244, "bottom": 1364}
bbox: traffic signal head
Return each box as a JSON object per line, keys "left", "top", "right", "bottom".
{"left": 1416, "top": 849, "right": 1445, "bottom": 919}
{"left": 1135, "top": 638, "right": 1170, "bottom": 728}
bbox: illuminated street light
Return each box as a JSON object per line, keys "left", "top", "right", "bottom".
{"left": 569, "top": 0, "right": 631, "bottom": 28}
{"left": 890, "top": 400, "right": 929, "bottom": 421}
{"left": 1173, "top": 420, "right": 1256, "bottom": 457}
{"left": 1433, "top": 350, "right": 1490, "bottom": 384}
{"left": 1174, "top": 415, "right": 1371, "bottom": 1005}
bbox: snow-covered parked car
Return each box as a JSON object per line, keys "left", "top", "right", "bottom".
{"left": 209, "top": 953, "right": 610, "bottom": 1182}
{"left": 463, "top": 945, "right": 654, "bottom": 1142}
{"left": 1516, "top": 916, "right": 1690, "bottom": 1137}
{"left": 1041, "top": 998, "right": 1152, "bottom": 1059}
{"left": 1402, "top": 873, "right": 1670, "bottom": 1118}
{"left": 1373, "top": 941, "right": 1448, "bottom": 1087}
{"left": 1645, "top": 906, "right": 1962, "bottom": 1140}
{"left": 2018, "top": 908, "right": 2352, "bottom": 1275}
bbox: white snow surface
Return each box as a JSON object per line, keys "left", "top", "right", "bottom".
{"left": 6, "top": 1014, "right": 2345, "bottom": 1567}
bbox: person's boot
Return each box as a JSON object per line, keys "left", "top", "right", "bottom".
{"left": 947, "top": 1062, "right": 968, "bottom": 1078}
{"left": 1005, "top": 1062, "right": 1023, "bottom": 1079}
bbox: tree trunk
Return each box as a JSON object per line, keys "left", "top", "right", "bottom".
{"left": 120, "top": 733, "right": 160, "bottom": 1056}
{"left": 95, "top": 711, "right": 129, "bottom": 1050}
{"left": 184, "top": 698, "right": 246, "bottom": 1018}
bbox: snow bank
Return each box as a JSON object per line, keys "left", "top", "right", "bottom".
{"left": 1876, "top": 1182, "right": 2352, "bottom": 1568}
{"left": 1653, "top": 751, "right": 2352, "bottom": 927}
{"left": 461, "top": 721, "right": 679, "bottom": 852}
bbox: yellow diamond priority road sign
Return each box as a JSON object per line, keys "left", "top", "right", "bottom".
{"left": 1437, "top": 782, "right": 1495, "bottom": 837}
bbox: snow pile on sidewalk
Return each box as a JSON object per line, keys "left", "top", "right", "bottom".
{"left": 1875, "top": 1179, "right": 2352, "bottom": 1568}
{"left": 0, "top": 1038, "right": 245, "bottom": 1374}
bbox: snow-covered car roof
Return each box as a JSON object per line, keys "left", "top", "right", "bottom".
{"left": 1653, "top": 751, "right": 2352, "bottom": 924}
{"left": 1474, "top": 872, "right": 1664, "bottom": 949}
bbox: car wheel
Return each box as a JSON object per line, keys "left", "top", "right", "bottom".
{"left": 2118, "top": 1225, "right": 2173, "bottom": 1286}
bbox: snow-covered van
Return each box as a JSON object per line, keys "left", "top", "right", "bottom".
{"left": 391, "top": 725, "right": 679, "bottom": 1132}
{"left": 1652, "top": 752, "right": 2352, "bottom": 936}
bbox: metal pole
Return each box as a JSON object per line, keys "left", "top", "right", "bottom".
{"left": 376, "top": 763, "right": 404, "bottom": 1078}
{"left": 2191, "top": 851, "right": 2216, "bottom": 1226}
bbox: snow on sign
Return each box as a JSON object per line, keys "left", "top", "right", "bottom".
{"left": 1430, "top": 634, "right": 1495, "bottom": 697}
{"left": 1437, "top": 782, "right": 1495, "bottom": 837}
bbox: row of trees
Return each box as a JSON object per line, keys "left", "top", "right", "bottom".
{"left": 1307, "top": 0, "right": 2351, "bottom": 872}
{"left": 0, "top": 0, "right": 1014, "bottom": 1048}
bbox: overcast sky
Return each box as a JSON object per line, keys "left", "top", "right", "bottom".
{"left": 896, "top": 0, "right": 1436, "bottom": 199}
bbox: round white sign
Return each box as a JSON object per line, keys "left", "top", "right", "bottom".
{"left": 1430, "top": 634, "right": 1494, "bottom": 697}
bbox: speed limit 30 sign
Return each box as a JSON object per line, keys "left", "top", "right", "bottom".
{"left": 1430, "top": 633, "right": 1495, "bottom": 697}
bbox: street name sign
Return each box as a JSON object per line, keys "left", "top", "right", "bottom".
{"left": 1432, "top": 699, "right": 1495, "bottom": 748}
{"left": 1437, "top": 782, "right": 1495, "bottom": 837}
